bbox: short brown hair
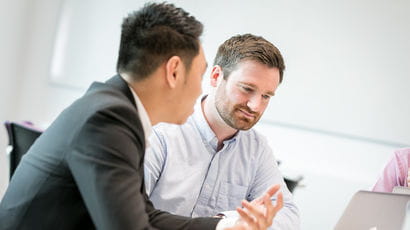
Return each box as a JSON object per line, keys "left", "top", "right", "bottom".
{"left": 116, "top": 2, "right": 203, "bottom": 81}
{"left": 213, "top": 34, "right": 285, "bottom": 83}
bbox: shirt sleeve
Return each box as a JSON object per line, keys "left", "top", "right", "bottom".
{"left": 144, "top": 128, "right": 167, "bottom": 196}
{"left": 215, "top": 217, "right": 239, "bottom": 230}
{"left": 247, "top": 142, "right": 301, "bottom": 230}
{"left": 372, "top": 149, "right": 410, "bottom": 192}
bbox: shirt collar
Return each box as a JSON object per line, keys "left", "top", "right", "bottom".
{"left": 193, "top": 95, "right": 240, "bottom": 151}
{"left": 128, "top": 86, "right": 152, "bottom": 147}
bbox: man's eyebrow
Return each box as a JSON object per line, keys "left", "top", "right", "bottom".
{"left": 238, "top": 82, "right": 256, "bottom": 87}
{"left": 267, "top": 91, "right": 275, "bottom": 96}
{"left": 238, "top": 82, "right": 275, "bottom": 96}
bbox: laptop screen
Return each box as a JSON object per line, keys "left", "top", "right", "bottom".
{"left": 334, "top": 190, "right": 410, "bottom": 230}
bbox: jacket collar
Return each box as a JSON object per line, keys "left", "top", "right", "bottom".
{"left": 105, "top": 74, "right": 136, "bottom": 108}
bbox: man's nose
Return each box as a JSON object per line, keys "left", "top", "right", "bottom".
{"left": 246, "top": 95, "right": 262, "bottom": 112}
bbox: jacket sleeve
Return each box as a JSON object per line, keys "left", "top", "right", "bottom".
{"left": 67, "top": 105, "right": 219, "bottom": 230}
{"left": 145, "top": 195, "right": 220, "bottom": 230}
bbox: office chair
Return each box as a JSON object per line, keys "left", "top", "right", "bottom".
{"left": 284, "top": 176, "right": 303, "bottom": 193}
{"left": 277, "top": 160, "right": 303, "bottom": 193}
{"left": 4, "top": 121, "right": 43, "bottom": 180}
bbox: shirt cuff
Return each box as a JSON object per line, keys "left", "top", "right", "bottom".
{"left": 215, "top": 217, "right": 239, "bottom": 230}
{"left": 218, "top": 210, "right": 239, "bottom": 219}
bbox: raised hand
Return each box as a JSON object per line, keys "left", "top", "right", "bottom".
{"left": 225, "top": 184, "right": 283, "bottom": 230}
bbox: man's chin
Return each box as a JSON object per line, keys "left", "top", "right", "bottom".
{"left": 236, "top": 125, "right": 253, "bottom": 131}
{"left": 231, "top": 119, "right": 256, "bottom": 131}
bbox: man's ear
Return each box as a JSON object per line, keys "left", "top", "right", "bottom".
{"left": 165, "top": 56, "right": 183, "bottom": 89}
{"left": 210, "top": 65, "right": 224, "bottom": 87}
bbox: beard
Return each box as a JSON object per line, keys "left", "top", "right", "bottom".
{"left": 215, "top": 97, "right": 261, "bottom": 131}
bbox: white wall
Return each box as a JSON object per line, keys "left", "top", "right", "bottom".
{"left": 0, "top": 0, "right": 84, "bottom": 197}
{"left": 45, "top": 0, "right": 410, "bottom": 145}
{"left": 0, "top": 0, "right": 409, "bottom": 229}
{"left": 0, "top": 0, "right": 31, "bottom": 198}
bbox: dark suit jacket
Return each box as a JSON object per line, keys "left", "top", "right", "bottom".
{"left": 0, "top": 75, "right": 220, "bottom": 230}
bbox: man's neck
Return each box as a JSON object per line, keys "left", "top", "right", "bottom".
{"left": 121, "top": 73, "right": 162, "bottom": 125}
{"left": 202, "top": 96, "right": 238, "bottom": 151}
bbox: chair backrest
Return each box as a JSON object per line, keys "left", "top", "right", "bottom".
{"left": 277, "top": 160, "right": 303, "bottom": 193}
{"left": 284, "top": 176, "right": 303, "bottom": 193}
{"left": 4, "top": 121, "right": 43, "bottom": 180}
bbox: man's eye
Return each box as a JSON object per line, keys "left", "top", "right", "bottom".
{"left": 262, "top": 95, "right": 271, "bottom": 100}
{"left": 242, "top": 86, "right": 253, "bottom": 92}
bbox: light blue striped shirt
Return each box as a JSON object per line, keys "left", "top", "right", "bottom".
{"left": 144, "top": 105, "right": 300, "bottom": 229}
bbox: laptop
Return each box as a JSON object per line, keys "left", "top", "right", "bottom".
{"left": 334, "top": 190, "right": 410, "bottom": 230}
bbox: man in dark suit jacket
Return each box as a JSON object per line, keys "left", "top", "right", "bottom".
{"left": 0, "top": 3, "right": 282, "bottom": 230}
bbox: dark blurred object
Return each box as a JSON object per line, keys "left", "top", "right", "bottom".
{"left": 4, "top": 121, "right": 42, "bottom": 180}
{"left": 277, "top": 159, "right": 303, "bottom": 193}
{"left": 284, "top": 176, "right": 303, "bottom": 193}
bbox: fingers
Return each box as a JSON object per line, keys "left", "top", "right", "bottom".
{"left": 242, "top": 200, "right": 269, "bottom": 229}
{"left": 264, "top": 193, "right": 274, "bottom": 226}
{"left": 236, "top": 206, "right": 258, "bottom": 229}
{"left": 265, "top": 184, "right": 281, "bottom": 198}
{"left": 251, "top": 196, "right": 264, "bottom": 205}
{"left": 273, "top": 192, "right": 283, "bottom": 214}
{"left": 251, "top": 184, "right": 280, "bottom": 205}
{"left": 235, "top": 184, "right": 283, "bottom": 230}
{"left": 265, "top": 192, "right": 283, "bottom": 226}
{"left": 242, "top": 200, "right": 265, "bottom": 220}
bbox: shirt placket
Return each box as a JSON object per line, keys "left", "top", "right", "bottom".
{"left": 191, "top": 137, "right": 227, "bottom": 217}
